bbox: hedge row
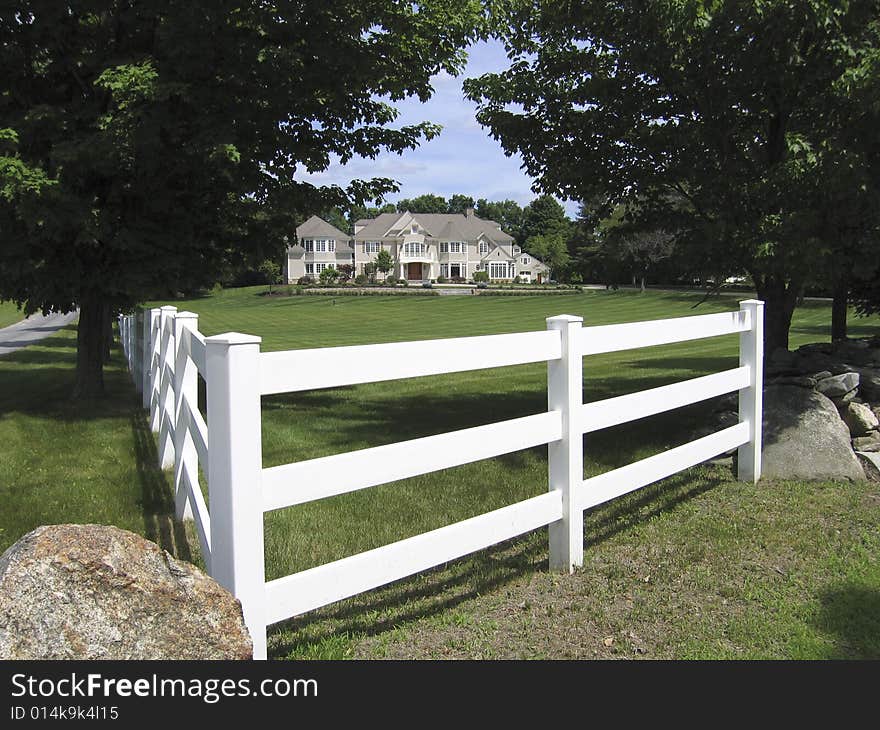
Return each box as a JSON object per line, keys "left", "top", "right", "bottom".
{"left": 475, "top": 288, "right": 584, "bottom": 296}
{"left": 290, "top": 287, "right": 439, "bottom": 297}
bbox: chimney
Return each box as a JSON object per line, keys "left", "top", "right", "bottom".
{"left": 465, "top": 207, "right": 475, "bottom": 218}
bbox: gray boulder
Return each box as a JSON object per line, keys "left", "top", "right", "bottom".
{"left": 761, "top": 386, "right": 865, "bottom": 481}
{"left": 0, "top": 524, "right": 252, "bottom": 660}
{"left": 853, "top": 433, "right": 880, "bottom": 452}
{"left": 815, "top": 372, "right": 859, "bottom": 400}
{"left": 844, "top": 402, "right": 880, "bottom": 437}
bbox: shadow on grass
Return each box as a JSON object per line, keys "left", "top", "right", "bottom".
{"left": 129, "top": 389, "right": 192, "bottom": 563}
{"left": 812, "top": 584, "right": 880, "bottom": 659}
{"left": 267, "top": 467, "right": 728, "bottom": 658}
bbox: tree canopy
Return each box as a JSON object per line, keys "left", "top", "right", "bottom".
{"left": 0, "top": 0, "right": 484, "bottom": 395}
{"left": 465, "top": 0, "right": 880, "bottom": 351}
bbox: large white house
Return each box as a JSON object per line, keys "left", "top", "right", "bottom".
{"left": 285, "top": 209, "right": 549, "bottom": 283}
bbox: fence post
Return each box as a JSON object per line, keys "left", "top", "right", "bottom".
{"left": 206, "top": 332, "right": 267, "bottom": 661}
{"left": 157, "top": 306, "right": 178, "bottom": 468}
{"left": 136, "top": 309, "right": 145, "bottom": 397}
{"left": 738, "top": 299, "right": 764, "bottom": 483}
{"left": 147, "top": 308, "right": 161, "bottom": 424}
{"left": 122, "top": 315, "right": 129, "bottom": 370}
{"left": 546, "top": 314, "right": 584, "bottom": 573}
{"left": 173, "top": 311, "right": 199, "bottom": 521}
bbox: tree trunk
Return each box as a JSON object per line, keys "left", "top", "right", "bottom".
{"left": 73, "top": 291, "right": 106, "bottom": 399}
{"left": 640, "top": 275, "right": 645, "bottom": 292}
{"left": 831, "top": 273, "right": 848, "bottom": 342}
{"left": 755, "top": 275, "right": 800, "bottom": 355}
{"left": 103, "top": 303, "right": 113, "bottom": 364}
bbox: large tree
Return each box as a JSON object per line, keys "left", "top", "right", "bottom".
{"left": 395, "top": 193, "right": 449, "bottom": 213}
{"left": 465, "top": 0, "right": 880, "bottom": 352}
{"left": 474, "top": 197, "right": 524, "bottom": 238}
{"left": 0, "top": 1, "right": 483, "bottom": 396}
{"left": 520, "top": 194, "right": 570, "bottom": 245}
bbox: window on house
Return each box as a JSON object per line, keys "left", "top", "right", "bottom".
{"left": 364, "top": 242, "right": 380, "bottom": 254}
{"left": 315, "top": 263, "right": 328, "bottom": 273}
{"left": 440, "top": 242, "right": 448, "bottom": 253}
{"left": 328, "top": 240, "right": 336, "bottom": 252}
{"left": 303, "top": 240, "right": 314, "bottom": 252}
{"left": 305, "top": 263, "right": 314, "bottom": 274}
{"left": 489, "top": 262, "right": 509, "bottom": 279}
{"left": 521, "top": 256, "right": 530, "bottom": 264}
{"left": 404, "top": 242, "right": 426, "bottom": 256}
{"left": 513, "top": 246, "right": 521, "bottom": 255}
{"left": 449, "top": 242, "right": 462, "bottom": 253}
{"left": 440, "top": 264, "right": 448, "bottom": 277}
{"left": 479, "top": 241, "right": 488, "bottom": 255}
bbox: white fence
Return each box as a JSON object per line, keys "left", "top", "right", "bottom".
{"left": 118, "top": 300, "right": 764, "bottom": 660}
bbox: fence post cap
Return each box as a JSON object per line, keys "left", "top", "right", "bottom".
{"left": 739, "top": 299, "right": 764, "bottom": 307}
{"left": 159, "top": 305, "right": 178, "bottom": 312}
{"left": 546, "top": 314, "right": 584, "bottom": 325}
{"left": 174, "top": 310, "right": 199, "bottom": 320}
{"left": 205, "top": 332, "right": 262, "bottom": 346}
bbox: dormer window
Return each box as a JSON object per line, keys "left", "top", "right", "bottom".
{"left": 479, "top": 241, "right": 489, "bottom": 255}
{"left": 521, "top": 256, "right": 530, "bottom": 264}
{"left": 513, "top": 245, "right": 521, "bottom": 255}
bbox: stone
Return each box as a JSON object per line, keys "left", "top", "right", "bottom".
{"left": 761, "top": 386, "right": 865, "bottom": 481}
{"left": 853, "top": 432, "right": 880, "bottom": 452}
{"left": 797, "top": 342, "right": 833, "bottom": 355}
{"left": 769, "top": 348, "right": 797, "bottom": 368}
{"left": 835, "top": 389, "right": 858, "bottom": 410}
{"left": 0, "top": 524, "right": 252, "bottom": 660}
{"left": 769, "top": 375, "right": 816, "bottom": 388}
{"left": 844, "top": 402, "right": 880, "bottom": 437}
{"left": 810, "top": 371, "right": 834, "bottom": 381}
{"left": 853, "top": 367, "right": 880, "bottom": 402}
{"left": 815, "top": 371, "right": 860, "bottom": 400}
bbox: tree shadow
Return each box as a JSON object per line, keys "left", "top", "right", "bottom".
{"left": 129, "top": 406, "right": 192, "bottom": 563}
{"left": 812, "top": 585, "right": 880, "bottom": 659}
{"left": 267, "top": 465, "right": 728, "bottom": 657}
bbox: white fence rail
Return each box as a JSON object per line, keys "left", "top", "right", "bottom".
{"left": 118, "top": 299, "right": 764, "bottom": 660}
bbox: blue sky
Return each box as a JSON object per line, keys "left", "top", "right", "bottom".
{"left": 299, "top": 39, "right": 579, "bottom": 218}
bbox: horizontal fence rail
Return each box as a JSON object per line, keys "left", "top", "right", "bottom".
{"left": 262, "top": 411, "right": 562, "bottom": 512}
{"left": 118, "top": 299, "right": 764, "bottom": 661}
{"left": 264, "top": 491, "right": 564, "bottom": 624}
{"left": 259, "top": 329, "right": 562, "bottom": 395}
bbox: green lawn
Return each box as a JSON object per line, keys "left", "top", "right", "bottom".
{"left": 2, "top": 286, "right": 879, "bottom": 659}
{"left": 0, "top": 300, "right": 26, "bottom": 329}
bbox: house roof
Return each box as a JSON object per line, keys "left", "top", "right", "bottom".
{"left": 296, "top": 215, "right": 350, "bottom": 240}
{"left": 354, "top": 212, "right": 515, "bottom": 243}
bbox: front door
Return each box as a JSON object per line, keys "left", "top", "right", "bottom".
{"left": 450, "top": 264, "right": 461, "bottom": 279}
{"left": 407, "top": 262, "right": 422, "bottom": 280}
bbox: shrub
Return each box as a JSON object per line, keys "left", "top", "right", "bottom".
{"left": 385, "top": 274, "right": 398, "bottom": 285}
{"left": 297, "top": 276, "right": 314, "bottom": 285}
{"left": 473, "top": 271, "right": 489, "bottom": 283}
{"left": 319, "top": 266, "right": 339, "bottom": 285}
{"left": 354, "top": 274, "right": 368, "bottom": 286}
{"left": 513, "top": 275, "right": 522, "bottom": 284}
{"left": 451, "top": 276, "right": 466, "bottom": 284}
{"left": 436, "top": 275, "right": 447, "bottom": 284}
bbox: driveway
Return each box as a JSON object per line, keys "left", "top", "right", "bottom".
{"left": 0, "top": 310, "right": 79, "bottom": 357}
